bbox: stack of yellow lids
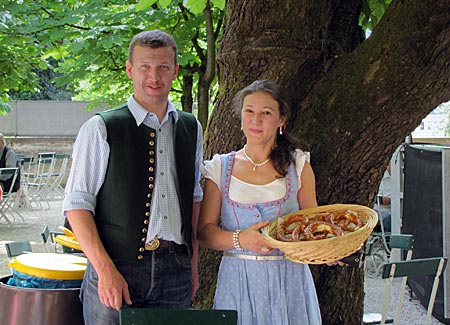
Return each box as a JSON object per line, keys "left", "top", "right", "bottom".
{"left": 8, "top": 253, "right": 87, "bottom": 280}
{"left": 54, "top": 226, "right": 82, "bottom": 251}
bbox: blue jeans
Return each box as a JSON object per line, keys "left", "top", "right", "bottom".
{"left": 80, "top": 244, "right": 192, "bottom": 325}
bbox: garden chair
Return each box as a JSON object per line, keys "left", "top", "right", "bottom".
{"left": 40, "top": 224, "right": 64, "bottom": 252}
{"left": 365, "top": 209, "right": 395, "bottom": 275}
{"left": 5, "top": 241, "right": 32, "bottom": 259}
{"left": 0, "top": 167, "right": 22, "bottom": 225}
{"left": 47, "top": 153, "right": 70, "bottom": 199}
{"left": 363, "top": 235, "right": 446, "bottom": 325}
{"left": 26, "top": 152, "right": 56, "bottom": 209}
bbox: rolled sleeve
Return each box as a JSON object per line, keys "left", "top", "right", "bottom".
{"left": 63, "top": 192, "right": 97, "bottom": 214}
{"left": 63, "top": 115, "right": 109, "bottom": 215}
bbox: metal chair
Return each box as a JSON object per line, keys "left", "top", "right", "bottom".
{"left": 15, "top": 156, "right": 35, "bottom": 210}
{"left": 364, "top": 234, "right": 414, "bottom": 324}
{"left": 365, "top": 211, "right": 394, "bottom": 275}
{"left": 26, "top": 152, "right": 59, "bottom": 209}
{"left": 120, "top": 308, "right": 238, "bottom": 325}
{"left": 5, "top": 241, "right": 32, "bottom": 258}
{"left": 41, "top": 224, "right": 64, "bottom": 252}
{"left": 0, "top": 167, "right": 23, "bottom": 225}
{"left": 363, "top": 235, "right": 447, "bottom": 325}
{"left": 47, "top": 153, "right": 70, "bottom": 199}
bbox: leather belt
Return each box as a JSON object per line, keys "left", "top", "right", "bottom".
{"left": 144, "top": 238, "right": 173, "bottom": 250}
{"left": 223, "top": 251, "right": 285, "bottom": 261}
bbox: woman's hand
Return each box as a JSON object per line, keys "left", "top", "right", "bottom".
{"left": 238, "top": 221, "right": 274, "bottom": 254}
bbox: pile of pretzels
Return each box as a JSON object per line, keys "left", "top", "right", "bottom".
{"left": 275, "top": 209, "right": 365, "bottom": 242}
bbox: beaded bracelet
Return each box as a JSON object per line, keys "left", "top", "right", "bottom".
{"left": 232, "top": 229, "right": 242, "bottom": 250}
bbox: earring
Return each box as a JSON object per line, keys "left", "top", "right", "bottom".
{"left": 278, "top": 125, "right": 285, "bottom": 135}
{"left": 241, "top": 125, "right": 243, "bottom": 131}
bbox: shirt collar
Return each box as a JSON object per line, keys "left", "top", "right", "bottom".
{"left": 127, "top": 95, "right": 178, "bottom": 126}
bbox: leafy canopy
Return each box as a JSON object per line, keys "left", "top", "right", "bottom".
{"left": 1, "top": 0, "right": 382, "bottom": 114}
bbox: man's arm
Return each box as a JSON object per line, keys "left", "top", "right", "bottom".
{"left": 191, "top": 120, "right": 203, "bottom": 300}
{"left": 64, "top": 116, "right": 130, "bottom": 310}
{"left": 66, "top": 210, "right": 132, "bottom": 310}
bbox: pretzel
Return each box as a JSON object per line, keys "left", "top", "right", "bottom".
{"left": 328, "top": 209, "right": 364, "bottom": 231}
{"left": 291, "top": 222, "right": 309, "bottom": 241}
{"left": 303, "top": 221, "right": 344, "bottom": 241}
{"left": 276, "top": 214, "right": 308, "bottom": 242}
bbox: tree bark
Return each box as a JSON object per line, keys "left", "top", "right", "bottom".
{"left": 197, "top": 0, "right": 217, "bottom": 130}
{"left": 181, "top": 75, "right": 193, "bottom": 113}
{"left": 196, "top": 0, "right": 450, "bottom": 323}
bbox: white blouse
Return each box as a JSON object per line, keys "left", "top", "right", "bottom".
{"left": 201, "top": 149, "right": 310, "bottom": 204}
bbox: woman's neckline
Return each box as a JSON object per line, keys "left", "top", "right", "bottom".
{"left": 230, "top": 174, "right": 282, "bottom": 187}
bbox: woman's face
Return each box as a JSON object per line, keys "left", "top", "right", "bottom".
{"left": 241, "top": 91, "right": 286, "bottom": 145}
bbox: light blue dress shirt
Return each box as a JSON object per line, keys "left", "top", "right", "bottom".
{"left": 63, "top": 95, "right": 203, "bottom": 245}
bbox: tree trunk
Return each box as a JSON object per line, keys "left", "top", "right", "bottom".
{"left": 196, "top": 0, "right": 450, "bottom": 323}
{"left": 197, "top": 0, "right": 217, "bottom": 130}
{"left": 181, "top": 75, "right": 193, "bottom": 113}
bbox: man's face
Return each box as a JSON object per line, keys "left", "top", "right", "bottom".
{"left": 126, "top": 45, "right": 179, "bottom": 111}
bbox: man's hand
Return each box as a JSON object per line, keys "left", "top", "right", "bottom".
{"left": 66, "top": 210, "right": 132, "bottom": 311}
{"left": 97, "top": 266, "right": 132, "bottom": 311}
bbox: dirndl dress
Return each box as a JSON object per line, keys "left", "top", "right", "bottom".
{"left": 203, "top": 152, "right": 322, "bottom": 325}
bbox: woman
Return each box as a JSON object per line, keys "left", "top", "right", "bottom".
{"left": 197, "top": 80, "right": 321, "bottom": 324}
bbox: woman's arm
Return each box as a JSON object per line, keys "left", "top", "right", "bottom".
{"left": 197, "top": 179, "right": 232, "bottom": 250}
{"left": 298, "top": 161, "right": 318, "bottom": 209}
{"left": 197, "top": 178, "right": 272, "bottom": 253}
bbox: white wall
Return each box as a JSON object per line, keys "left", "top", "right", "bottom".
{"left": 1, "top": 101, "right": 105, "bottom": 136}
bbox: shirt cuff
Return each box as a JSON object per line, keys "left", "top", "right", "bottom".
{"left": 193, "top": 185, "right": 203, "bottom": 203}
{"left": 63, "top": 192, "right": 97, "bottom": 215}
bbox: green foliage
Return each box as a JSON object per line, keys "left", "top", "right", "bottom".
{"left": 0, "top": 0, "right": 223, "bottom": 113}
{"left": 0, "top": 95, "right": 11, "bottom": 116}
{"left": 1, "top": 2, "right": 43, "bottom": 101}
{"left": 2, "top": 0, "right": 389, "bottom": 115}
{"left": 359, "top": 0, "right": 392, "bottom": 32}
{"left": 136, "top": 0, "right": 157, "bottom": 11}
{"left": 435, "top": 101, "right": 450, "bottom": 137}
{"left": 9, "top": 59, "right": 72, "bottom": 100}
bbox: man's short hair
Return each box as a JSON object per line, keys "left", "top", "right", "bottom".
{"left": 128, "top": 30, "right": 178, "bottom": 66}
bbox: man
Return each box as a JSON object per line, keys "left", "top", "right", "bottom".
{"left": 0, "top": 133, "right": 20, "bottom": 193}
{"left": 63, "top": 30, "right": 203, "bottom": 324}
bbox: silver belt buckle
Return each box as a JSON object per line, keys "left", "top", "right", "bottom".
{"left": 145, "top": 238, "right": 160, "bottom": 250}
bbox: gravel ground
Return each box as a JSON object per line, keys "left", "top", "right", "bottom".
{"left": 0, "top": 200, "right": 446, "bottom": 324}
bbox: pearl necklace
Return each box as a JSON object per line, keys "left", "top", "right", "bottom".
{"left": 243, "top": 145, "right": 270, "bottom": 172}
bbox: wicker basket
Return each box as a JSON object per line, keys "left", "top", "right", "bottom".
{"left": 261, "top": 204, "right": 378, "bottom": 264}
